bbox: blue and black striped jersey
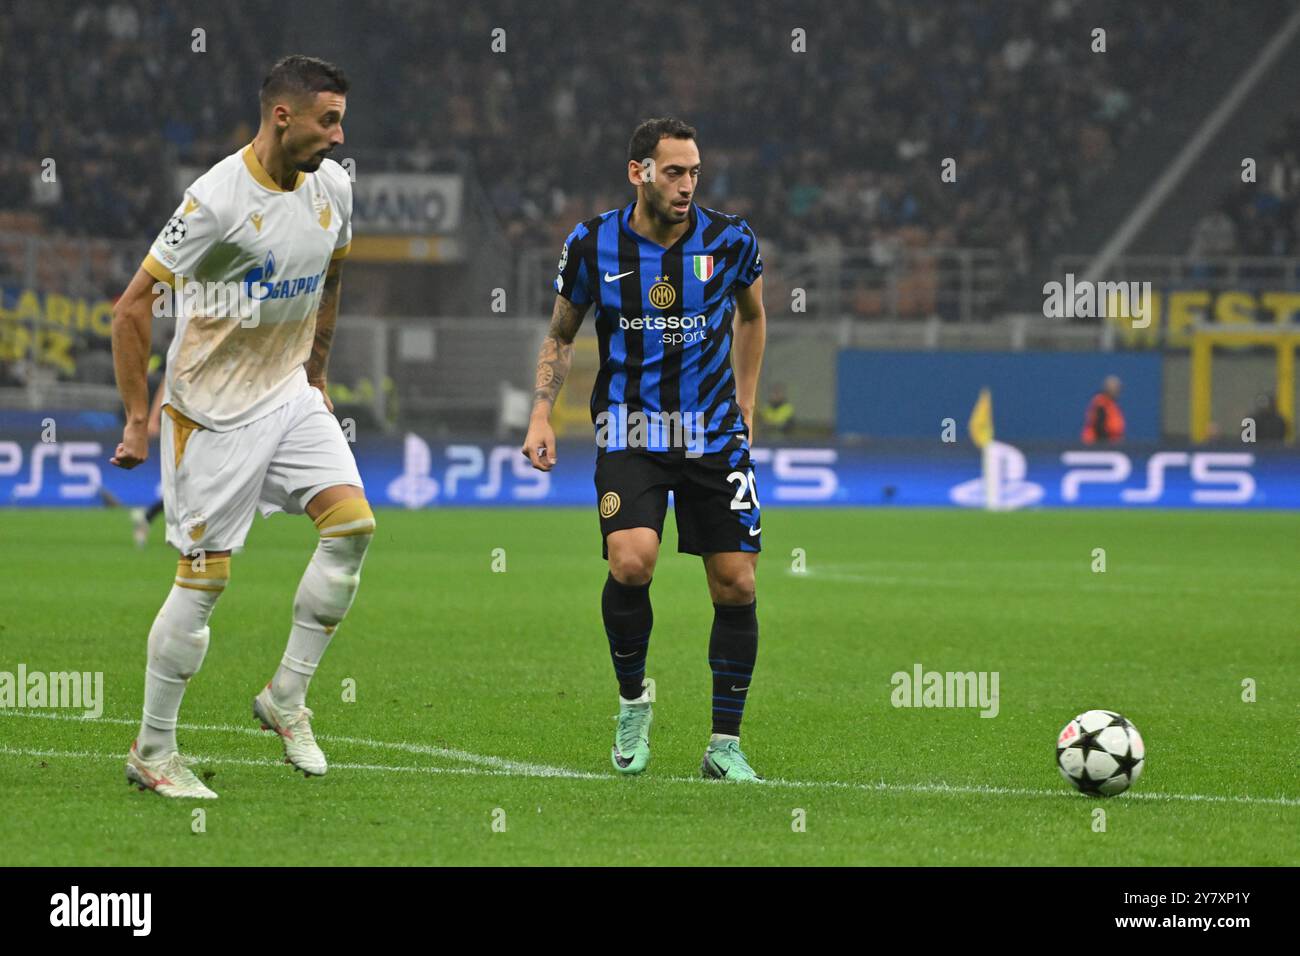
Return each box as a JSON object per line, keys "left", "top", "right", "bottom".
{"left": 553, "top": 202, "right": 763, "bottom": 456}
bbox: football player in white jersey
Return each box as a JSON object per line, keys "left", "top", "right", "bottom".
{"left": 110, "top": 56, "right": 375, "bottom": 798}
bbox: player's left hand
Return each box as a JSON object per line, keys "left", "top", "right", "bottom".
{"left": 111, "top": 421, "right": 149, "bottom": 469}
{"left": 739, "top": 405, "right": 755, "bottom": 448}
{"left": 310, "top": 380, "right": 334, "bottom": 412}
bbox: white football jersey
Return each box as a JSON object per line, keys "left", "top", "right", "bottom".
{"left": 142, "top": 144, "right": 352, "bottom": 430}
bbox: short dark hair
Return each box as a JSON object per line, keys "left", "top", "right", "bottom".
{"left": 627, "top": 117, "right": 697, "bottom": 164}
{"left": 260, "top": 55, "right": 349, "bottom": 113}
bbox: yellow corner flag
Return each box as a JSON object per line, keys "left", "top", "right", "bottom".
{"left": 968, "top": 387, "right": 994, "bottom": 449}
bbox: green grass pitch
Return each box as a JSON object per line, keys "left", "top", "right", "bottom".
{"left": 0, "top": 507, "right": 1296, "bottom": 865}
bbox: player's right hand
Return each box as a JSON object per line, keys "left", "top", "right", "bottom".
{"left": 521, "top": 417, "right": 558, "bottom": 471}
{"left": 111, "top": 422, "right": 149, "bottom": 469}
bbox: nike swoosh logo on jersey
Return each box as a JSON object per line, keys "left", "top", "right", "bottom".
{"left": 605, "top": 270, "right": 634, "bottom": 283}
{"left": 748, "top": 526, "right": 761, "bottom": 536}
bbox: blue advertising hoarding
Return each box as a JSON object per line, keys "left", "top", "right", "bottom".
{"left": 2, "top": 426, "right": 1296, "bottom": 510}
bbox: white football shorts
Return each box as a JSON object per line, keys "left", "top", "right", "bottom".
{"left": 160, "top": 385, "right": 363, "bottom": 553}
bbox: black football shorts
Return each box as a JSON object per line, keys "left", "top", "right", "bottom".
{"left": 594, "top": 447, "right": 762, "bottom": 558}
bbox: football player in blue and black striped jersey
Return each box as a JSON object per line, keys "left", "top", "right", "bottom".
{"left": 522, "top": 118, "right": 767, "bottom": 781}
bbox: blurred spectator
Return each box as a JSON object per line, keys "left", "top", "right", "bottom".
{"left": 1189, "top": 204, "right": 1238, "bottom": 258}
{"left": 1195, "top": 112, "right": 1300, "bottom": 259}
{"left": 1081, "top": 375, "right": 1125, "bottom": 444}
{"left": 1249, "top": 393, "right": 1289, "bottom": 443}
{"left": 759, "top": 384, "right": 795, "bottom": 438}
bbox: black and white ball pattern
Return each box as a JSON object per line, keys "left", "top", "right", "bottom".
{"left": 1056, "top": 709, "right": 1145, "bottom": 796}
{"left": 161, "top": 216, "right": 187, "bottom": 246}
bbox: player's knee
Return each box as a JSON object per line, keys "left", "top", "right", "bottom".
{"left": 709, "top": 568, "right": 756, "bottom": 606}
{"left": 294, "top": 501, "right": 373, "bottom": 630}
{"left": 155, "top": 555, "right": 226, "bottom": 678}
{"left": 315, "top": 499, "right": 374, "bottom": 563}
{"left": 609, "top": 552, "right": 655, "bottom": 586}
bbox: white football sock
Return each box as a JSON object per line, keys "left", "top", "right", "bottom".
{"left": 138, "top": 559, "right": 227, "bottom": 758}
{"left": 271, "top": 529, "right": 372, "bottom": 709}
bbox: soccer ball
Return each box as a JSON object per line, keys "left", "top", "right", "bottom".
{"left": 1056, "top": 709, "right": 1145, "bottom": 796}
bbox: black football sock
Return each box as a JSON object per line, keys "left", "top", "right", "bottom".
{"left": 709, "top": 600, "right": 758, "bottom": 737}
{"left": 145, "top": 499, "right": 165, "bottom": 523}
{"left": 602, "top": 573, "right": 653, "bottom": 700}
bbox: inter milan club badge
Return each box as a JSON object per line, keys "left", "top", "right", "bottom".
{"left": 649, "top": 275, "right": 675, "bottom": 308}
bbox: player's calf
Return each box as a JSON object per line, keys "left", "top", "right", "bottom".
{"left": 260, "top": 498, "right": 374, "bottom": 774}
{"left": 134, "top": 555, "right": 228, "bottom": 762}
{"left": 703, "top": 553, "right": 761, "bottom": 778}
{"left": 270, "top": 498, "right": 374, "bottom": 706}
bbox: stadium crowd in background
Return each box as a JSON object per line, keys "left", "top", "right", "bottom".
{"left": 0, "top": 0, "right": 1252, "bottom": 272}
{"left": 0, "top": 1, "right": 283, "bottom": 240}
{"left": 1191, "top": 112, "right": 1300, "bottom": 259}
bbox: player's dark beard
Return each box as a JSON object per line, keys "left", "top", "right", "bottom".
{"left": 648, "top": 188, "right": 687, "bottom": 223}
{"left": 295, "top": 152, "right": 327, "bottom": 172}
{"left": 294, "top": 147, "right": 332, "bottom": 172}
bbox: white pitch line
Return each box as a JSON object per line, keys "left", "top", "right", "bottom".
{"left": 3, "top": 711, "right": 1297, "bottom": 807}
{"left": 787, "top": 568, "right": 1287, "bottom": 599}
{"left": 743, "top": 775, "right": 1300, "bottom": 808}
{"left": 0, "top": 745, "right": 514, "bottom": 779}
{"left": 0, "top": 710, "right": 601, "bottom": 779}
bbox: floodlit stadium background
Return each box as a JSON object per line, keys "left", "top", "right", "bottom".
{"left": 3, "top": 0, "right": 1299, "bottom": 509}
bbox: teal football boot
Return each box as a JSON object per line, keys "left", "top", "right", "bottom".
{"left": 611, "top": 679, "right": 654, "bottom": 774}
{"left": 701, "top": 737, "right": 763, "bottom": 782}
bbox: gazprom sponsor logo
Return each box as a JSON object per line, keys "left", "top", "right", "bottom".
{"left": 243, "top": 251, "right": 324, "bottom": 302}
{"left": 150, "top": 251, "right": 324, "bottom": 329}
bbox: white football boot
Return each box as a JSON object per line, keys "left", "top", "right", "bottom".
{"left": 252, "top": 684, "right": 328, "bottom": 776}
{"left": 126, "top": 741, "right": 218, "bottom": 799}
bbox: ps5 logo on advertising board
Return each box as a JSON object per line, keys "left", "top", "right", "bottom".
{"left": 949, "top": 441, "right": 1045, "bottom": 510}
{"left": 950, "top": 446, "right": 1257, "bottom": 506}
{"left": 0, "top": 441, "right": 101, "bottom": 499}
{"left": 387, "top": 435, "right": 551, "bottom": 507}
{"left": 385, "top": 439, "right": 841, "bottom": 506}
{"left": 1060, "top": 451, "right": 1255, "bottom": 504}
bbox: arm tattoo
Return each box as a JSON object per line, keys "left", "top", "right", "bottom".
{"left": 532, "top": 296, "right": 587, "bottom": 411}
{"left": 307, "top": 266, "right": 342, "bottom": 383}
